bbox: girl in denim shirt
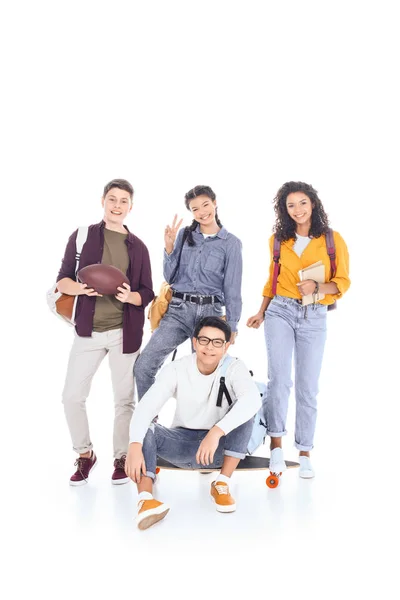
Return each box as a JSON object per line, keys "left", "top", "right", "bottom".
{"left": 134, "top": 185, "right": 243, "bottom": 400}
{"left": 247, "top": 181, "right": 350, "bottom": 479}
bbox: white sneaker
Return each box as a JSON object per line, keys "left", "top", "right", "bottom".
{"left": 299, "top": 456, "right": 315, "bottom": 479}
{"left": 269, "top": 447, "right": 287, "bottom": 473}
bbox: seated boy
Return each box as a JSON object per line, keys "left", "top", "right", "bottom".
{"left": 125, "top": 316, "right": 261, "bottom": 530}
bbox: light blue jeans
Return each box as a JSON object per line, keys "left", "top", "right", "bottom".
{"left": 264, "top": 295, "right": 327, "bottom": 451}
{"left": 142, "top": 420, "right": 254, "bottom": 480}
{"left": 134, "top": 297, "right": 225, "bottom": 400}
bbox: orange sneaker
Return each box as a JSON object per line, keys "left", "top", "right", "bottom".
{"left": 136, "top": 498, "right": 170, "bottom": 530}
{"left": 210, "top": 481, "right": 236, "bottom": 513}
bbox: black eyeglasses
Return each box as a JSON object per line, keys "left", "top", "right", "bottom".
{"left": 196, "top": 336, "right": 226, "bottom": 348}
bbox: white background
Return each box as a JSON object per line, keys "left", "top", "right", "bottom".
{"left": 1, "top": 1, "right": 399, "bottom": 599}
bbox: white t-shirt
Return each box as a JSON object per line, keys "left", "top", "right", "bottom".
{"left": 293, "top": 234, "right": 312, "bottom": 257}
{"left": 129, "top": 354, "right": 261, "bottom": 444}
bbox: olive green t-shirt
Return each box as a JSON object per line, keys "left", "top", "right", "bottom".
{"left": 93, "top": 228, "right": 130, "bottom": 332}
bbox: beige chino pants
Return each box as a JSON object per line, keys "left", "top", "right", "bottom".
{"left": 62, "top": 329, "right": 139, "bottom": 458}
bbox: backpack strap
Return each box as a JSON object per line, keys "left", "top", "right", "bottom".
{"left": 75, "top": 226, "right": 89, "bottom": 275}
{"left": 216, "top": 356, "right": 237, "bottom": 408}
{"left": 271, "top": 235, "right": 281, "bottom": 296}
{"left": 325, "top": 228, "right": 338, "bottom": 311}
{"left": 216, "top": 378, "right": 233, "bottom": 408}
{"left": 325, "top": 228, "right": 337, "bottom": 279}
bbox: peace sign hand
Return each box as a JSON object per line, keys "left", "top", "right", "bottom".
{"left": 164, "top": 214, "right": 183, "bottom": 255}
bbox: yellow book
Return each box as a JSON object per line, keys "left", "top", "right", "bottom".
{"left": 298, "top": 261, "right": 325, "bottom": 306}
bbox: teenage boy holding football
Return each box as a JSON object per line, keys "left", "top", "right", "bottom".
{"left": 56, "top": 179, "right": 154, "bottom": 486}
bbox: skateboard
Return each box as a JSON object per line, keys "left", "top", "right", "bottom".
{"left": 156, "top": 455, "right": 300, "bottom": 488}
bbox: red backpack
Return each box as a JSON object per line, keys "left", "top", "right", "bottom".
{"left": 272, "top": 229, "right": 337, "bottom": 311}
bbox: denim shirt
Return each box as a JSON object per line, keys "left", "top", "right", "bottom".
{"left": 163, "top": 225, "right": 242, "bottom": 332}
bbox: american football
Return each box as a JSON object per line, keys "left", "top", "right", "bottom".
{"left": 77, "top": 264, "right": 130, "bottom": 295}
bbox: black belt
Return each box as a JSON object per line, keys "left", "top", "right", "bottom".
{"left": 172, "top": 291, "right": 221, "bottom": 305}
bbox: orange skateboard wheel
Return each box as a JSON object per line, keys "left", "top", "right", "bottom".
{"left": 266, "top": 472, "right": 281, "bottom": 488}
{"left": 156, "top": 467, "right": 161, "bottom": 475}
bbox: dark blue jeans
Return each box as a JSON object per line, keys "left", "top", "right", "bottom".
{"left": 142, "top": 419, "right": 254, "bottom": 480}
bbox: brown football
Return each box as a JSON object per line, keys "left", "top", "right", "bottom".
{"left": 77, "top": 264, "right": 130, "bottom": 295}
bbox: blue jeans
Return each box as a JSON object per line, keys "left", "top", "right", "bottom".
{"left": 142, "top": 420, "right": 254, "bottom": 480}
{"left": 264, "top": 295, "right": 327, "bottom": 451}
{"left": 134, "top": 297, "right": 225, "bottom": 400}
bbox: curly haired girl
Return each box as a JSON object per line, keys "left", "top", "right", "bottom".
{"left": 247, "top": 181, "right": 350, "bottom": 479}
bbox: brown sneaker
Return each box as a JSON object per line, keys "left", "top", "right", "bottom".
{"left": 136, "top": 499, "right": 170, "bottom": 530}
{"left": 210, "top": 481, "right": 236, "bottom": 513}
{"left": 111, "top": 455, "right": 129, "bottom": 485}
{"left": 69, "top": 452, "right": 97, "bottom": 486}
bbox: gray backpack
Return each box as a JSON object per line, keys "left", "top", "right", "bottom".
{"left": 217, "top": 355, "right": 268, "bottom": 455}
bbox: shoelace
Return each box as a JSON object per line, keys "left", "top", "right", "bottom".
{"left": 74, "top": 456, "right": 90, "bottom": 481}
{"left": 214, "top": 484, "right": 229, "bottom": 495}
{"left": 114, "top": 456, "right": 126, "bottom": 470}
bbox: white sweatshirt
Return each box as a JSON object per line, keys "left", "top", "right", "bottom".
{"left": 129, "top": 354, "right": 261, "bottom": 445}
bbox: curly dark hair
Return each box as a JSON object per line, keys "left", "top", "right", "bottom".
{"left": 184, "top": 185, "right": 222, "bottom": 246}
{"left": 273, "top": 181, "right": 330, "bottom": 241}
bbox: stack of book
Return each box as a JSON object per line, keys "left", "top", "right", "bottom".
{"left": 297, "top": 261, "right": 325, "bottom": 306}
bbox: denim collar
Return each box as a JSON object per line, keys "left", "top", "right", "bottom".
{"left": 194, "top": 223, "right": 228, "bottom": 239}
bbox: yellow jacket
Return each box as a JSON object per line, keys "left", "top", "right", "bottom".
{"left": 262, "top": 231, "right": 350, "bottom": 305}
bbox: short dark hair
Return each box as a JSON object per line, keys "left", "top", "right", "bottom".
{"left": 193, "top": 316, "right": 231, "bottom": 343}
{"left": 103, "top": 179, "right": 134, "bottom": 200}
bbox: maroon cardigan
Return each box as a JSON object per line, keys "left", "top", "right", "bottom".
{"left": 57, "top": 221, "right": 154, "bottom": 353}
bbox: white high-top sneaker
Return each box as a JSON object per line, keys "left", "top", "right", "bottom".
{"left": 269, "top": 447, "right": 287, "bottom": 473}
